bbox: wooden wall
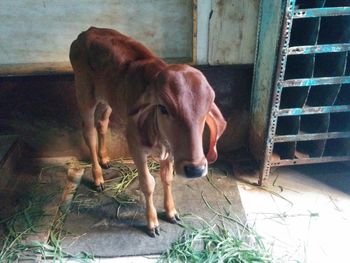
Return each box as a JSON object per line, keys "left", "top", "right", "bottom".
{"left": 0, "top": 0, "right": 260, "bottom": 75}
{"left": 0, "top": 0, "right": 193, "bottom": 73}
{"left": 208, "top": 0, "right": 259, "bottom": 64}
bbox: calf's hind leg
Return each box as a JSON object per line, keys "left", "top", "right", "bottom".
{"left": 81, "top": 108, "right": 105, "bottom": 191}
{"left": 75, "top": 76, "right": 105, "bottom": 192}
{"left": 96, "top": 104, "right": 112, "bottom": 169}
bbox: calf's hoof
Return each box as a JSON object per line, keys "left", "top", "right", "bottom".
{"left": 100, "top": 162, "right": 111, "bottom": 169}
{"left": 147, "top": 226, "right": 160, "bottom": 238}
{"left": 96, "top": 183, "right": 105, "bottom": 192}
{"left": 167, "top": 213, "right": 181, "bottom": 224}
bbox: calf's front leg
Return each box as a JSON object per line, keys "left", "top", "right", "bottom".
{"left": 129, "top": 147, "right": 159, "bottom": 237}
{"left": 160, "top": 159, "right": 179, "bottom": 223}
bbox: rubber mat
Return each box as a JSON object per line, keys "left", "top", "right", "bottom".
{"left": 62, "top": 162, "right": 245, "bottom": 257}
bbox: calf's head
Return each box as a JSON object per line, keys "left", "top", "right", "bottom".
{"left": 130, "top": 65, "right": 227, "bottom": 178}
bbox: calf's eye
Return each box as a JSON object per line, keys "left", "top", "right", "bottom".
{"left": 158, "top": 105, "right": 169, "bottom": 115}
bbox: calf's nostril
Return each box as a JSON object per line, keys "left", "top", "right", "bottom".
{"left": 184, "top": 165, "right": 206, "bottom": 178}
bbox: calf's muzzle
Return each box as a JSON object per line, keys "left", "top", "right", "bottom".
{"left": 184, "top": 164, "right": 207, "bottom": 178}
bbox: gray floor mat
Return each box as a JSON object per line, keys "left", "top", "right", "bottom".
{"left": 62, "top": 163, "right": 245, "bottom": 257}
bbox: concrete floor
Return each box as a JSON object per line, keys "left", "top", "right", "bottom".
{"left": 66, "top": 162, "right": 350, "bottom": 263}
{"left": 237, "top": 162, "right": 350, "bottom": 263}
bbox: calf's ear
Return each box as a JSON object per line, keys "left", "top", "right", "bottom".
{"left": 205, "top": 103, "right": 227, "bottom": 164}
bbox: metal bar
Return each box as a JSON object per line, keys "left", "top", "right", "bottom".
{"left": 278, "top": 105, "right": 350, "bottom": 116}
{"left": 288, "top": 44, "right": 350, "bottom": 55}
{"left": 259, "top": 0, "right": 295, "bottom": 186}
{"left": 274, "top": 131, "right": 350, "bottom": 142}
{"left": 271, "top": 156, "right": 350, "bottom": 166}
{"left": 293, "top": 7, "right": 350, "bottom": 18}
{"left": 258, "top": 1, "right": 350, "bottom": 183}
{"left": 282, "top": 76, "right": 350, "bottom": 87}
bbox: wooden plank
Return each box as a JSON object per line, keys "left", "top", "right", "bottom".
{"left": 196, "top": 0, "right": 211, "bottom": 64}
{"left": 208, "top": 0, "right": 259, "bottom": 64}
{"left": 0, "top": 0, "right": 193, "bottom": 70}
{"left": 0, "top": 62, "right": 72, "bottom": 76}
{"left": 0, "top": 58, "right": 195, "bottom": 77}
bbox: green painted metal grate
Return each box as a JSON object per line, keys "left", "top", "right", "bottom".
{"left": 250, "top": 0, "right": 350, "bottom": 185}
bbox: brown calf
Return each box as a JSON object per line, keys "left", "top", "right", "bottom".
{"left": 69, "top": 27, "right": 227, "bottom": 237}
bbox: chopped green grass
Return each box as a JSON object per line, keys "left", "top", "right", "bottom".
{"left": 160, "top": 215, "right": 273, "bottom": 263}
{"left": 0, "top": 179, "right": 94, "bottom": 262}
{"left": 160, "top": 193, "right": 274, "bottom": 263}
{"left": 72, "top": 158, "right": 160, "bottom": 211}
{"left": 0, "top": 185, "right": 55, "bottom": 262}
{"left": 3, "top": 158, "right": 222, "bottom": 262}
{"left": 207, "top": 168, "right": 232, "bottom": 205}
{"left": 45, "top": 206, "right": 92, "bottom": 262}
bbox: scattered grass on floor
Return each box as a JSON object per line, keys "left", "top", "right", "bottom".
{"left": 65, "top": 157, "right": 160, "bottom": 174}
{"left": 207, "top": 167, "right": 232, "bottom": 205}
{"left": 160, "top": 193, "right": 274, "bottom": 263}
{"left": 161, "top": 189, "right": 306, "bottom": 263}
{"left": 1, "top": 159, "right": 282, "bottom": 262}
{"left": 72, "top": 158, "right": 160, "bottom": 211}
{"left": 0, "top": 185, "right": 55, "bottom": 262}
{"left": 45, "top": 206, "right": 95, "bottom": 262}
{"left": 161, "top": 216, "right": 273, "bottom": 263}
{"left": 0, "top": 184, "right": 94, "bottom": 262}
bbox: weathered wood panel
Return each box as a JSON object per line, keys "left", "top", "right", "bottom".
{"left": 196, "top": 0, "right": 211, "bottom": 64}
{"left": 0, "top": 0, "right": 193, "bottom": 67}
{"left": 208, "top": 0, "right": 259, "bottom": 64}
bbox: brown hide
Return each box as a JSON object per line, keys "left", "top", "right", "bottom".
{"left": 69, "top": 27, "right": 227, "bottom": 234}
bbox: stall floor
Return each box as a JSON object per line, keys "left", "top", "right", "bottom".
{"left": 86, "top": 161, "right": 350, "bottom": 263}
{"left": 61, "top": 162, "right": 245, "bottom": 257}
{"left": 236, "top": 162, "right": 350, "bottom": 263}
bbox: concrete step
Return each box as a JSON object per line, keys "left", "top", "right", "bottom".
{"left": 0, "top": 135, "right": 22, "bottom": 190}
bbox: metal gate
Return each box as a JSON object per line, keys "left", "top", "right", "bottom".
{"left": 250, "top": 0, "right": 350, "bottom": 185}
